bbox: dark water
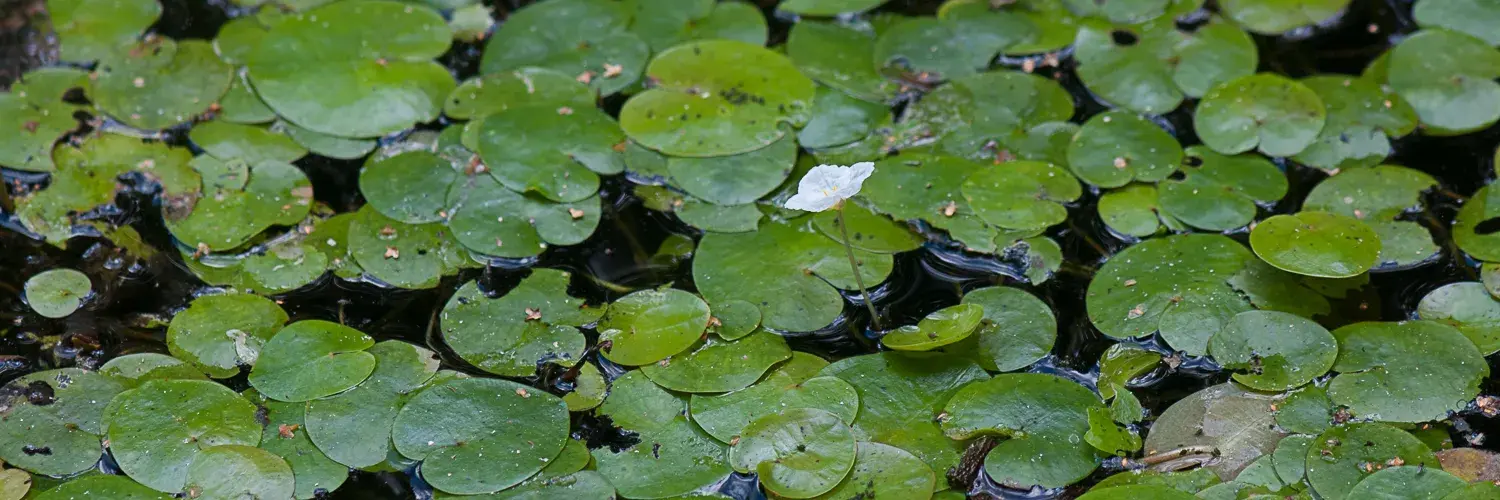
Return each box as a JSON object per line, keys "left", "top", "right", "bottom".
{"left": 2, "top": 0, "right": 1499, "bottom": 499}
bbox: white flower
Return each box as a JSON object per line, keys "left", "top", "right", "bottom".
{"left": 783, "top": 162, "right": 875, "bottom": 212}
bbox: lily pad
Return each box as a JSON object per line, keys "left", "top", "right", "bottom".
{"left": 1144, "top": 383, "right": 1283, "bottom": 480}
{"left": 873, "top": 17, "right": 997, "bottom": 83}
{"left": 1249, "top": 212, "right": 1381, "bottom": 278}
{"left": 620, "top": 40, "right": 815, "bottom": 157}
{"left": 811, "top": 441, "right": 934, "bottom": 499}
{"left": 881, "top": 303, "right": 984, "bottom": 351}
{"left": 629, "top": 0, "right": 768, "bottom": 52}
{"left": 1414, "top": 0, "right": 1500, "bottom": 46}
{"left": 479, "top": 0, "right": 647, "bottom": 96}
{"left": 190, "top": 121, "right": 308, "bottom": 164}
{"left": 942, "top": 373, "right": 1102, "bottom": 489}
{"left": 248, "top": 320, "right": 377, "bottom": 402}
{"left": 1326, "top": 321, "right": 1489, "bottom": 423}
{"left": 598, "top": 287, "right": 711, "bottom": 366}
{"left": 32, "top": 475, "right": 168, "bottom": 500}
{"left": 780, "top": 0, "right": 887, "bottom": 16}
{"left": 304, "top": 341, "right": 439, "bottom": 468}
{"left": 1098, "top": 184, "right": 1176, "bottom": 237}
{"left": 731, "top": 408, "right": 857, "bottom": 498}
{"left": 99, "top": 353, "right": 208, "bottom": 381}
{"left": 358, "top": 151, "right": 459, "bottom": 224}
{"left": 1157, "top": 147, "right": 1287, "bottom": 232}
{"left": 1454, "top": 185, "right": 1500, "bottom": 262}
{"left": 23, "top": 269, "right": 91, "bottom": 319}
{"left": 593, "top": 371, "right": 732, "bottom": 498}
{"left": 92, "top": 39, "right": 233, "bottom": 130}
{"left": 392, "top": 377, "right": 569, "bottom": 494}
{"left": 1386, "top": 29, "right": 1500, "bottom": 135}
{"left": 1086, "top": 234, "right": 1255, "bottom": 354}
{"left": 820, "top": 352, "right": 989, "bottom": 476}
{"left": 19, "top": 135, "right": 199, "bottom": 244}
{"left": 1304, "top": 423, "right": 1439, "bottom": 500}
{"left": 243, "top": 392, "right": 346, "bottom": 499}
{"left": 1097, "top": 344, "right": 1162, "bottom": 401}
{"left": 443, "top": 68, "right": 594, "bottom": 122}
{"left": 1195, "top": 73, "right": 1327, "bottom": 157}
{"left": 182, "top": 445, "right": 295, "bottom": 500}
{"left": 166, "top": 293, "right": 289, "bottom": 378}
{"left": 1079, "top": 485, "right": 1198, "bottom": 500}
{"left": 1295, "top": 76, "right": 1418, "bottom": 171}
{"left": 104, "top": 379, "right": 262, "bottom": 493}
{"left": 1067, "top": 111, "right": 1183, "bottom": 188}
{"left": 1418, "top": 282, "right": 1500, "bottom": 354}
{"left": 811, "top": 202, "right": 923, "bottom": 255}
{"left": 49, "top": 0, "right": 161, "bottom": 62}
{"left": 473, "top": 104, "right": 622, "bottom": 203}
{"left": 447, "top": 175, "right": 603, "bottom": 259}
{"left": 1219, "top": 0, "right": 1353, "bottom": 35}
{"left": 166, "top": 159, "right": 313, "bottom": 252}
{"left": 786, "top": 22, "right": 898, "bottom": 103}
{"left": 277, "top": 120, "right": 378, "bottom": 159}
{"left": 1345, "top": 465, "right": 1465, "bottom": 499}
{"left": 0, "top": 369, "right": 127, "bottom": 476}
{"left": 346, "top": 206, "right": 471, "bottom": 289}
{"left": 562, "top": 363, "right": 607, "bottom": 412}
{"left": 896, "top": 72, "right": 1073, "bottom": 162}
{"left": 962, "top": 160, "right": 1082, "bottom": 231}
{"left": 1074, "top": 17, "right": 1257, "bottom": 114}
{"left": 689, "top": 352, "right": 859, "bottom": 443}
{"left": 1206, "top": 310, "right": 1338, "bottom": 391}
{"left": 642, "top": 330, "right": 791, "bottom": 393}
{"left": 441, "top": 269, "right": 599, "bottom": 377}
{"left": 1302, "top": 165, "right": 1439, "bottom": 270}
{"left": 247, "top": 1, "right": 455, "bottom": 138}
{"left": 694, "top": 219, "right": 893, "bottom": 332}
{"left": 0, "top": 68, "right": 88, "bottom": 172}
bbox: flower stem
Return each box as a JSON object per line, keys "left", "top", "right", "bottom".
{"left": 836, "top": 206, "right": 881, "bottom": 330}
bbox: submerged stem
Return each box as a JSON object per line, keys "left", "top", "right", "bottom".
{"left": 836, "top": 206, "right": 882, "bottom": 330}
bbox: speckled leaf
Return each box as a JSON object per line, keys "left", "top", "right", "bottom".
{"left": 346, "top": 206, "right": 470, "bottom": 289}
{"left": 1295, "top": 76, "right": 1418, "bottom": 170}
{"left": 0, "top": 68, "right": 88, "bottom": 172}
{"left": 786, "top": 21, "right": 898, "bottom": 103}
{"left": 32, "top": 475, "right": 168, "bottom": 500}
{"left": 593, "top": 371, "right": 731, "bottom": 498}
{"left": 730, "top": 408, "right": 857, "bottom": 498}
{"left": 1068, "top": 111, "right": 1182, "bottom": 188}
{"left": 50, "top": 0, "right": 161, "bottom": 62}
{"left": 1158, "top": 147, "right": 1287, "bottom": 232}
{"left": 962, "top": 160, "right": 1081, "bottom": 231}
{"left": 305, "top": 341, "right": 440, "bottom": 468}
{"left": 190, "top": 121, "right": 307, "bottom": 164}
{"left": 689, "top": 352, "right": 858, "bottom": 443}
{"left": 23, "top": 269, "right": 91, "bottom": 319}
{"left": 1086, "top": 234, "right": 1254, "bottom": 353}
{"left": 167, "top": 159, "right": 312, "bottom": 252}
{"left": 882, "top": 303, "right": 984, "bottom": 351}
{"left": 393, "top": 378, "right": 569, "bottom": 494}
{"left": 1304, "top": 423, "right": 1438, "bottom": 500}
{"left": 440, "top": 269, "right": 599, "bottom": 376}
{"left": 1143, "top": 383, "right": 1283, "bottom": 480}
{"left": 811, "top": 202, "right": 922, "bottom": 254}
{"left": 104, "top": 379, "right": 262, "bottom": 493}
{"left": 443, "top": 68, "right": 594, "bottom": 121}
{"left": 1220, "top": 0, "right": 1353, "bottom": 35}
{"left": 942, "top": 373, "right": 1102, "bottom": 489}
{"left": 182, "top": 445, "right": 294, "bottom": 500}
{"left": 1303, "top": 165, "right": 1439, "bottom": 269}
{"left": 0, "top": 369, "right": 126, "bottom": 476}
{"left": 668, "top": 132, "right": 796, "bottom": 205}
{"left": 629, "top": 0, "right": 767, "bottom": 52}
{"left": 1196, "top": 73, "right": 1327, "bottom": 157}
{"left": 1418, "top": 282, "right": 1500, "bottom": 354}
{"left": 473, "top": 104, "right": 622, "bottom": 202}
{"left": 92, "top": 39, "right": 232, "bottom": 130}
{"left": 598, "top": 288, "right": 711, "bottom": 366}
{"left": 479, "top": 0, "right": 647, "bottom": 96}
{"left": 1387, "top": 29, "right": 1500, "bottom": 135}
{"left": 1414, "top": 0, "right": 1500, "bottom": 46}
{"left": 1250, "top": 212, "right": 1381, "bottom": 278}
{"left": 99, "top": 353, "right": 207, "bottom": 381}
{"left": 643, "top": 330, "right": 790, "bottom": 393}
{"left": 248, "top": 320, "right": 376, "bottom": 402}
{"left": 961, "top": 286, "right": 1057, "bottom": 372}
{"left": 1326, "top": 321, "right": 1489, "bottom": 423}
{"left": 1207, "top": 310, "right": 1338, "bottom": 391}
{"left": 166, "top": 293, "right": 288, "bottom": 378}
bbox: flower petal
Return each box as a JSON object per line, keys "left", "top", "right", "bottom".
{"left": 785, "top": 191, "right": 838, "bottom": 212}
{"left": 834, "top": 162, "right": 876, "bottom": 198}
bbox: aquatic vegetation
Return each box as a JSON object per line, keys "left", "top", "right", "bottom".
{"left": 3, "top": 0, "right": 1500, "bottom": 499}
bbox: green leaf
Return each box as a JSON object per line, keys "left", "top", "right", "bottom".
{"left": 183, "top": 445, "right": 295, "bottom": 500}
{"left": 1098, "top": 184, "right": 1175, "bottom": 237}
{"left": 1303, "top": 165, "right": 1439, "bottom": 269}
{"left": 642, "top": 330, "right": 791, "bottom": 392}
{"left": 473, "top": 104, "right": 622, "bottom": 203}
{"left": 1304, "top": 423, "right": 1438, "bottom": 500}
{"left": 811, "top": 441, "right": 935, "bottom": 499}
{"left": 1455, "top": 185, "right": 1500, "bottom": 261}
{"left": 243, "top": 392, "right": 347, "bottom": 499}
{"left": 479, "top": 0, "right": 647, "bottom": 96}
{"left": 104, "top": 380, "right": 263, "bottom": 493}
{"left": 942, "top": 373, "right": 1102, "bottom": 489}
{"left": 593, "top": 371, "right": 731, "bottom": 498}
{"left": 1345, "top": 465, "right": 1465, "bottom": 499}
{"left": 32, "top": 475, "right": 168, "bottom": 500}
{"left": 393, "top": 378, "right": 569, "bottom": 494}
{"left": 959, "top": 286, "right": 1055, "bottom": 372}
{"left": 1295, "top": 76, "right": 1417, "bottom": 171}
{"left": 598, "top": 288, "right": 712, "bottom": 366}
{"left": 99, "top": 353, "right": 208, "bottom": 381}
{"left": 276, "top": 120, "right": 377, "bottom": 159}
{"left": 962, "top": 160, "right": 1082, "bottom": 231}
{"left": 620, "top": 40, "right": 815, "bottom": 157}
{"left": 0, "top": 68, "right": 88, "bottom": 172}
{"left": 167, "top": 293, "right": 289, "bottom": 378}
{"left": 896, "top": 72, "right": 1073, "bottom": 162}
{"left": 1326, "top": 321, "right": 1489, "bottom": 423}
{"left": 91, "top": 40, "right": 232, "bottom": 130}
{"left": 1207, "top": 310, "right": 1338, "bottom": 391}
{"left": 689, "top": 352, "right": 859, "bottom": 443}
{"left": 444, "top": 68, "right": 594, "bottom": 122}
{"left": 820, "top": 352, "right": 989, "bottom": 478}
{"left": 1219, "top": 0, "right": 1353, "bottom": 35}
{"left": 780, "top": 0, "right": 887, "bottom": 16}
{"left": 694, "top": 218, "right": 894, "bottom": 332}
{"left": 20, "top": 135, "right": 198, "bottom": 244}
{"left": 1418, "top": 281, "right": 1500, "bottom": 354}
{"left": 1195, "top": 73, "right": 1327, "bottom": 157}
{"left": 1079, "top": 485, "right": 1198, "bottom": 500}
{"left": 1097, "top": 344, "right": 1161, "bottom": 401}
{"left": 787, "top": 22, "right": 898, "bottom": 103}
{"left": 359, "top": 151, "right": 460, "bottom": 224}
{"left": 730, "top": 408, "right": 857, "bottom": 498}
{"left": 23, "top": 269, "right": 91, "bottom": 319}
{"left": 562, "top": 363, "right": 607, "bottom": 412}
{"left": 247, "top": 1, "right": 455, "bottom": 138}
{"left": 248, "top": 320, "right": 377, "bottom": 402}
{"left": 1158, "top": 147, "right": 1287, "bottom": 232}
{"left": 811, "top": 202, "right": 923, "bottom": 255}
{"left": 305, "top": 341, "right": 440, "bottom": 468}
{"left": 1068, "top": 111, "right": 1182, "bottom": 188}
{"left": 441, "top": 270, "right": 599, "bottom": 377}
{"left": 1275, "top": 385, "right": 1334, "bottom": 435}
{"left": 0, "top": 369, "right": 127, "bottom": 476}
{"left": 190, "top": 121, "right": 308, "bottom": 164}
{"left": 1144, "top": 383, "right": 1283, "bottom": 480}
{"left": 1249, "top": 212, "right": 1381, "bottom": 278}
{"left": 1414, "top": 0, "right": 1500, "bottom": 46}
{"left": 447, "top": 175, "right": 603, "bottom": 259}
{"left": 1074, "top": 17, "right": 1256, "bottom": 114}
{"left": 49, "top": 0, "right": 161, "bottom": 62}
{"left": 1085, "top": 406, "right": 1141, "bottom": 456}
{"left": 666, "top": 131, "right": 796, "bottom": 205}
{"left": 1086, "top": 234, "right": 1254, "bottom": 354}
{"left": 346, "top": 206, "right": 469, "bottom": 289}
{"left": 881, "top": 303, "right": 984, "bottom": 351}
{"left": 628, "top": 0, "right": 767, "bottom": 52}
{"left": 167, "top": 159, "right": 313, "bottom": 252}
{"left": 1387, "top": 29, "right": 1500, "bottom": 135}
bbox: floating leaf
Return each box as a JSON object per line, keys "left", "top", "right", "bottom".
{"left": 167, "top": 293, "right": 288, "bottom": 378}
{"left": 1414, "top": 0, "right": 1500, "bottom": 46}
{"left": 643, "top": 330, "right": 791, "bottom": 393}
{"left": 593, "top": 371, "right": 731, "bottom": 498}
{"left": 786, "top": 22, "right": 898, "bottom": 103}
{"left": 1295, "top": 76, "right": 1418, "bottom": 171}
{"left": 1326, "top": 321, "right": 1489, "bottom": 423}
{"left": 690, "top": 352, "right": 859, "bottom": 443}
{"left": 1078, "top": 485, "right": 1198, "bottom": 500}
{"left": 562, "top": 363, "right": 607, "bottom": 412}
{"left": 1144, "top": 383, "right": 1283, "bottom": 480}
{"left": 473, "top": 104, "right": 622, "bottom": 203}
{"left": 444, "top": 68, "right": 593, "bottom": 122}
{"left": 598, "top": 288, "right": 712, "bottom": 366}
{"left": 1195, "top": 73, "right": 1326, "bottom": 157}
{"left": 620, "top": 40, "right": 815, "bottom": 157}
{"left": 92, "top": 39, "right": 233, "bottom": 130}
{"left": 1250, "top": 212, "right": 1381, "bottom": 278}
{"left": 1386, "top": 29, "right": 1500, "bottom": 135}
{"left": 629, "top": 0, "right": 767, "bottom": 52}
{"left": 0, "top": 369, "right": 126, "bottom": 476}
{"left": 943, "top": 373, "right": 1102, "bottom": 489}
{"left": 305, "top": 341, "right": 440, "bottom": 468}
{"left": 99, "top": 353, "right": 207, "bottom": 381}
{"left": 1303, "top": 165, "right": 1439, "bottom": 270}
{"left": 167, "top": 159, "right": 312, "bottom": 252}
{"left": 393, "top": 378, "right": 569, "bottom": 494}
{"left": 731, "top": 408, "right": 857, "bottom": 498}
{"left": 32, "top": 475, "right": 168, "bottom": 500}
{"left": 666, "top": 132, "right": 796, "bottom": 205}
{"left": 441, "top": 270, "right": 599, "bottom": 377}
{"left": 277, "top": 120, "right": 377, "bottom": 159}
{"left": 243, "top": 392, "right": 346, "bottom": 499}
{"left": 1097, "top": 344, "right": 1162, "bottom": 401}
{"left": 49, "top": 0, "right": 161, "bottom": 62}
{"left": 1157, "top": 147, "right": 1286, "bottom": 232}
{"left": 1455, "top": 185, "right": 1500, "bottom": 262}
{"left": 447, "top": 175, "right": 603, "bottom": 259}
{"left": 873, "top": 17, "right": 997, "bottom": 83}
{"left": 1276, "top": 385, "right": 1334, "bottom": 435}
{"left": 1068, "top": 111, "right": 1182, "bottom": 188}
{"left": 1087, "top": 234, "right": 1254, "bottom": 354}
{"left": 1085, "top": 406, "right": 1142, "bottom": 456}
{"left": 104, "top": 379, "right": 262, "bottom": 493}
{"left": 962, "top": 160, "right": 1082, "bottom": 231}
{"left": 1219, "top": 0, "right": 1353, "bottom": 35}
{"left": 183, "top": 445, "right": 295, "bottom": 500}
{"left": 19, "top": 135, "right": 198, "bottom": 244}
{"left": 248, "top": 320, "right": 377, "bottom": 402}
{"left": 1304, "top": 423, "right": 1438, "bottom": 500}
{"left": 1345, "top": 465, "right": 1464, "bottom": 499}
{"left": 881, "top": 303, "right": 984, "bottom": 351}
{"left": 347, "top": 206, "right": 471, "bottom": 289}
{"left": 821, "top": 352, "right": 988, "bottom": 476}
{"left": 479, "top": 0, "right": 647, "bottom": 96}
{"left": 1099, "top": 184, "right": 1175, "bottom": 237}
{"left": 247, "top": 1, "right": 455, "bottom": 138}
{"left": 23, "top": 269, "right": 91, "bottom": 319}
{"left": 812, "top": 441, "right": 934, "bottom": 499}
{"left": 190, "top": 121, "right": 307, "bottom": 164}
{"left": 0, "top": 68, "right": 88, "bottom": 172}
{"left": 358, "top": 151, "right": 459, "bottom": 224}
{"left": 811, "top": 202, "right": 923, "bottom": 255}
{"left": 1207, "top": 310, "right": 1338, "bottom": 391}
{"left": 1418, "top": 282, "right": 1500, "bottom": 354}
{"left": 897, "top": 72, "right": 1073, "bottom": 162}
{"left": 780, "top": 0, "right": 887, "bottom": 16}
{"left": 1074, "top": 17, "right": 1257, "bottom": 114}
{"left": 694, "top": 219, "right": 893, "bottom": 332}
